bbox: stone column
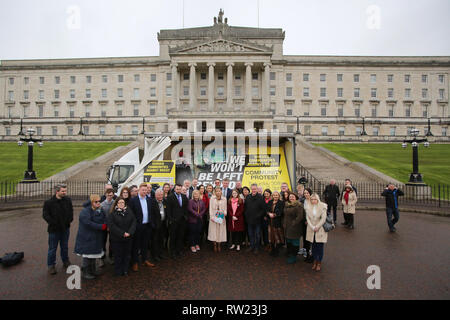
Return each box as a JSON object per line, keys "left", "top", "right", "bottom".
{"left": 245, "top": 62, "right": 253, "bottom": 110}
{"left": 226, "top": 62, "right": 234, "bottom": 110}
{"left": 189, "top": 62, "right": 197, "bottom": 110}
{"left": 171, "top": 63, "right": 179, "bottom": 110}
{"left": 207, "top": 62, "right": 215, "bottom": 111}
{"left": 263, "top": 63, "right": 271, "bottom": 112}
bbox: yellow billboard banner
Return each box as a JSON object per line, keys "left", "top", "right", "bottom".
{"left": 242, "top": 146, "right": 291, "bottom": 192}
{"left": 143, "top": 160, "right": 175, "bottom": 185}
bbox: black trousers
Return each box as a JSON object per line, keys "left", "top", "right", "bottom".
{"left": 151, "top": 222, "right": 168, "bottom": 259}
{"left": 111, "top": 240, "right": 132, "bottom": 275}
{"left": 327, "top": 204, "right": 338, "bottom": 222}
{"left": 131, "top": 223, "right": 152, "bottom": 264}
{"left": 231, "top": 231, "right": 245, "bottom": 246}
{"left": 301, "top": 222, "right": 311, "bottom": 252}
{"left": 168, "top": 219, "right": 186, "bottom": 255}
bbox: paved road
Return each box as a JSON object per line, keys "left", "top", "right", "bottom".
{"left": 0, "top": 205, "right": 449, "bottom": 300}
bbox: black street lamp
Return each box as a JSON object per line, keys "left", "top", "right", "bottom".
{"left": 402, "top": 128, "right": 430, "bottom": 184}
{"left": 18, "top": 118, "right": 24, "bottom": 136}
{"left": 426, "top": 118, "right": 434, "bottom": 137}
{"left": 17, "top": 128, "right": 43, "bottom": 183}
{"left": 78, "top": 117, "right": 84, "bottom": 135}
{"left": 296, "top": 116, "right": 301, "bottom": 135}
{"left": 361, "top": 117, "right": 368, "bottom": 136}
{"left": 141, "top": 117, "right": 145, "bottom": 134}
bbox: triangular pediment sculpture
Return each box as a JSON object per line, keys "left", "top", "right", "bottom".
{"left": 172, "top": 38, "right": 271, "bottom": 55}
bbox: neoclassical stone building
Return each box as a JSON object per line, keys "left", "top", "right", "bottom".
{"left": 1, "top": 11, "right": 449, "bottom": 141}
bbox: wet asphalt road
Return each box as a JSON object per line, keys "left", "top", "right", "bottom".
{"left": 0, "top": 205, "right": 449, "bottom": 300}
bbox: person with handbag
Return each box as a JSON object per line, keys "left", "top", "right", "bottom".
{"left": 227, "top": 189, "right": 245, "bottom": 251}
{"left": 207, "top": 187, "right": 227, "bottom": 252}
{"left": 305, "top": 193, "right": 328, "bottom": 272}
{"left": 187, "top": 190, "right": 206, "bottom": 253}
{"left": 283, "top": 192, "right": 305, "bottom": 264}
{"left": 267, "top": 191, "right": 285, "bottom": 257}
{"left": 341, "top": 185, "right": 357, "bottom": 229}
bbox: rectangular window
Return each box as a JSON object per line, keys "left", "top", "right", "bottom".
{"left": 286, "top": 87, "right": 293, "bottom": 96}
{"left": 118, "top": 75, "right": 124, "bottom": 82}
{"left": 371, "top": 105, "right": 377, "bottom": 117}
{"left": 304, "top": 125, "right": 311, "bottom": 135}
{"left": 405, "top": 105, "right": 411, "bottom": 117}
{"left": 24, "top": 77, "right": 29, "bottom": 85}
{"left": 438, "top": 74, "right": 445, "bottom": 84}
{"left": 150, "top": 74, "right": 156, "bottom": 82}
{"left": 320, "top": 87, "right": 326, "bottom": 97}
{"left": 86, "top": 89, "right": 91, "bottom": 99}
{"left": 303, "top": 87, "right": 309, "bottom": 97}
{"left": 354, "top": 74, "right": 359, "bottom": 82}
{"left": 270, "top": 86, "right": 276, "bottom": 96}
{"left": 321, "top": 104, "right": 327, "bottom": 116}
{"left": 115, "top": 126, "right": 122, "bottom": 135}
{"left": 166, "top": 73, "right": 172, "bottom": 81}
{"left": 404, "top": 74, "right": 410, "bottom": 83}
{"left": 252, "top": 73, "right": 258, "bottom": 80}
{"left": 422, "top": 105, "right": 429, "bottom": 118}
{"left": 387, "top": 74, "right": 393, "bottom": 82}
{"left": 70, "top": 76, "right": 76, "bottom": 84}
{"left": 286, "top": 109, "right": 293, "bottom": 116}
{"left": 101, "top": 106, "right": 106, "bottom": 117}
{"left": 234, "top": 73, "right": 241, "bottom": 80}
{"left": 150, "top": 87, "right": 156, "bottom": 97}
{"left": 439, "top": 89, "right": 445, "bottom": 100}
{"left": 133, "top": 88, "right": 139, "bottom": 99}
{"left": 67, "top": 126, "right": 73, "bottom": 136}
{"left": 24, "top": 90, "right": 29, "bottom": 100}
{"left": 339, "top": 127, "right": 345, "bottom": 136}
{"left": 149, "top": 103, "right": 156, "bottom": 115}
{"left": 320, "top": 74, "right": 326, "bottom": 82}
{"left": 70, "top": 89, "right": 75, "bottom": 99}
{"left": 356, "top": 127, "right": 362, "bottom": 136}
{"left": 117, "top": 88, "right": 123, "bottom": 98}
{"left": 9, "top": 77, "right": 14, "bottom": 85}
{"left": 405, "top": 88, "right": 411, "bottom": 98}
{"left": 85, "top": 106, "right": 90, "bottom": 117}
{"left": 36, "top": 127, "right": 42, "bottom": 135}
{"left": 7, "top": 106, "right": 13, "bottom": 118}
{"left": 422, "top": 89, "right": 428, "bottom": 99}
{"left": 370, "top": 74, "right": 377, "bottom": 83}
{"left": 5, "top": 127, "right": 11, "bottom": 136}
{"left": 388, "top": 88, "right": 394, "bottom": 98}
{"left": 218, "top": 73, "right": 224, "bottom": 80}
{"left": 354, "top": 88, "right": 360, "bottom": 98}
{"left": 117, "top": 104, "right": 123, "bottom": 116}
{"left": 388, "top": 105, "right": 394, "bottom": 117}
{"left": 99, "top": 126, "right": 105, "bottom": 135}
{"left": 442, "top": 127, "right": 447, "bottom": 136}
{"left": 86, "top": 76, "right": 92, "bottom": 83}
{"left": 54, "top": 90, "right": 60, "bottom": 99}
{"left": 303, "top": 103, "right": 310, "bottom": 116}
{"left": 200, "top": 86, "right": 207, "bottom": 96}
{"left": 354, "top": 105, "right": 361, "bottom": 117}
{"left": 134, "top": 74, "right": 140, "bottom": 82}
{"left": 321, "top": 126, "right": 328, "bottom": 136}
{"left": 101, "top": 89, "right": 107, "bottom": 98}
{"left": 83, "top": 126, "right": 89, "bottom": 135}
{"left": 39, "top": 90, "right": 44, "bottom": 99}
{"left": 38, "top": 105, "right": 44, "bottom": 118}
{"left": 40, "top": 77, "right": 45, "bottom": 84}
{"left": 234, "top": 86, "right": 241, "bottom": 96}
{"left": 55, "top": 76, "right": 60, "bottom": 84}
{"left": 217, "top": 86, "right": 224, "bottom": 96}
{"left": 133, "top": 104, "right": 139, "bottom": 116}
{"left": 183, "top": 73, "right": 189, "bottom": 81}
{"left": 52, "top": 126, "right": 57, "bottom": 136}
{"left": 337, "top": 105, "right": 344, "bottom": 117}
{"left": 422, "top": 74, "right": 428, "bottom": 83}
{"left": 183, "top": 86, "right": 189, "bottom": 96}
{"left": 390, "top": 127, "right": 396, "bottom": 136}
{"left": 337, "top": 74, "right": 343, "bottom": 82}
{"left": 200, "top": 73, "right": 207, "bottom": 80}
{"left": 132, "top": 126, "right": 139, "bottom": 135}
{"left": 373, "top": 127, "right": 379, "bottom": 136}
{"left": 23, "top": 106, "right": 28, "bottom": 118}
{"left": 69, "top": 106, "right": 75, "bottom": 118}
{"left": 286, "top": 125, "right": 294, "bottom": 133}
{"left": 166, "top": 86, "right": 172, "bottom": 97}
{"left": 371, "top": 88, "right": 377, "bottom": 98}
{"left": 303, "top": 73, "right": 309, "bottom": 82}
{"left": 252, "top": 86, "right": 259, "bottom": 97}
{"left": 286, "top": 73, "right": 292, "bottom": 81}
{"left": 337, "top": 88, "right": 343, "bottom": 97}
{"left": 8, "top": 91, "right": 14, "bottom": 101}
{"left": 270, "top": 72, "right": 276, "bottom": 81}
{"left": 102, "top": 75, "right": 108, "bottom": 83}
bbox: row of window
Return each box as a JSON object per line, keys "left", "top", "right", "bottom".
{"left": 8, "top": 73, "right": 446, "bottom": 86}
{"left": 6, "top": 87, "right": 447, "bottom": 101}
{"left": 287, "top": 126, "right": 447, "bottom": 137}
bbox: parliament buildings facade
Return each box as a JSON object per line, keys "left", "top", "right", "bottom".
{"left": 1, "top": 12, "right": 449, "bottom": 142}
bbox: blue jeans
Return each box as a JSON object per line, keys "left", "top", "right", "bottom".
{"left": 47, "top": 229, "right": 70, "bottom": 266}
{"left": 386, "top": 207, "right": 400, "bottom": 230}
{"left": 247, "top": 224, "right": 261, "bottom": 250}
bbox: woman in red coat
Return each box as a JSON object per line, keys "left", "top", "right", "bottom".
{"left": 227, "top": 189, "right": 245, "bottom": 251}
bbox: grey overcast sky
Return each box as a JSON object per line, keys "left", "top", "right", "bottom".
{"left": 0, "top": 0, "right": 449, "bottom": 60}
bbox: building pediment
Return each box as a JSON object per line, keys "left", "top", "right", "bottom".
{"left": 170, "top": 38, "right": 272, "bottom": 55}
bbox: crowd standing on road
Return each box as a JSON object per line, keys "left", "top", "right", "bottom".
{"left": 42, "top": 177, "right": 404, "bottom": 280}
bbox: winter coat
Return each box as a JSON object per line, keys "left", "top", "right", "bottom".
{"left": 381, "top": 188, "right": 404, "bottom": 209}
{"left": 208, "top": 196, "right": 228, "bottom": 242}
{"left": 42, "top": 195, "right": 73, "bottom": 233}
{"left": 283, "top": 201, "right": 305, "bottom": 239}
{"left": 227, "top": 198, "right": 245, "bottom": 232}
{"left": 306, "top": 202, "right": 328, "bottom": 244}
{"left": 267, "top": 199, "right": 285, "bottom": 229}
{"left": 342, "top": 189, "right": 358, "bottom": 214}
{"left": 107, "top": 207, "right": 137, "bottom": 243}
{"left": 74, "top": 206, "right": 106, "bottom": 255}
{"left": 323, "top": 184, "right": 340, "bottom": 206}
{"left": 187, "top": 199, "right": 206, "bottom": 224}
{"left": 244, "top": 193, "right": 266, "bottom": 225}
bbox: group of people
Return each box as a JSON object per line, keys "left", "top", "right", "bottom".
{"left": 42, "top": 178, "right": 404, "bottom": 279}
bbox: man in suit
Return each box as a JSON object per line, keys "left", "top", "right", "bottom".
{"left": 323, "top": 179, "right": 340, "bottom": 223}
{"left": 128, "top": 183, "right": 160, "bottom": 272}
{"left": 222, "top": 178, "right": 232, "bottom": 200}
{"left": 166, "top": 184, "right": 189, "bottom": 259}
{"left": 184, "top": 180, "right": 194, "bottom": 199}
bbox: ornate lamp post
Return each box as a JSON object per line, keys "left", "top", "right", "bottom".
{"left": 17, "top": 128, "right": 43, "bottom": 183}
{"left": 78, "top": 117, "right": 84, "bottom": 135}
{"left": 141, "top": 117, "right": 145, "bottom": 134}
{"left": 402, "top": 128, "right": 429, "bottom": 184}
{"left": 296, "top": 116, "right": 301, "bottom": 135}
{"left": 360, "top": 117, "right": 368, "bottom": 136}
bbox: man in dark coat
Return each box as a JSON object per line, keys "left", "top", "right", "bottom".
{"left": 43, "top": 184, "right": 73, "bottom": 275}
{"left": 323, "top": 179, "right": 340, "bottom": 223}
{"left": 128, "top": 183, "right": 160, "bottom": 272}
{"left": 151, "top": 188, "right": 168, "bottom": 262}
{"left": 381, "top": 184, "right": 404, "bottom": 232}
{"left": 166, "top": 184, "right": 189, "bottom": 259}
{"left": 244, "top": 184, "right": 267, "bottom": 254}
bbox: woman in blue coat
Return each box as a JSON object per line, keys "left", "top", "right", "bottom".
{"left": 74, "top": 194, "right": 107, "bottom": 280}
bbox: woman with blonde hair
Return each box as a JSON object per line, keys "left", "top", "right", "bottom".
{"left": 208, "top": 187, "right": 227, "bottom": 252}
{"left": 187, "top": 190, "right": 206, "bottom": 252}
{"left": 305, "top": 193, "right": 328, "bottom": 272}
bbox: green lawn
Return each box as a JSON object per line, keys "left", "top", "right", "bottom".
{"left": 0, "top": 142, "right": 129, "bottom": 182}
{"left": 315, "top": 143, "right": 450, "bottom": 187}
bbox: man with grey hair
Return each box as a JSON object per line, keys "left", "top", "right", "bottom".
{"left": 43, "top": 184, "right": 73, "bottom": 275}
{"left": 244, "top": 184, "right": 266, "bottom": 254}
{"left": 150, "top": 188, "right": 168, "bottom": 261}
{"left": 323, "top": 179, "right": 340, "bottom": 223}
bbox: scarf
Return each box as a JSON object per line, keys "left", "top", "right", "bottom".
{"left": 344, "top": 191, "right": 350, "bottom": 205}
